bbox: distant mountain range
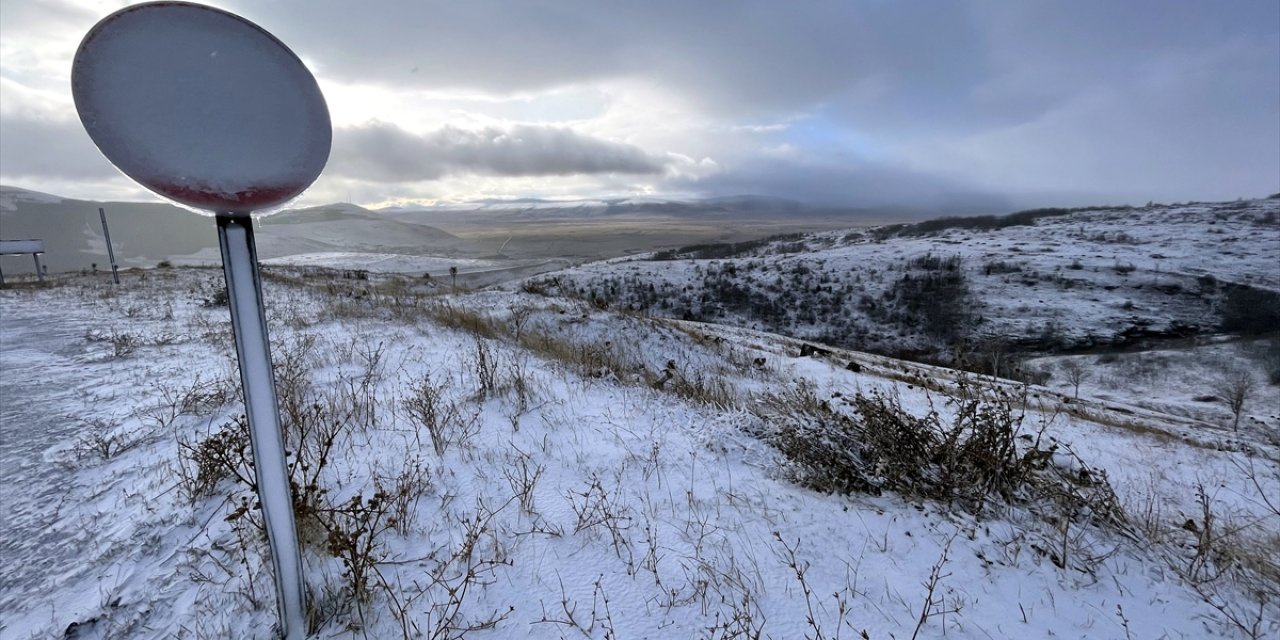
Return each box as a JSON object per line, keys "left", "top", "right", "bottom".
{"left": 0, "top": 186, "right": 914, "bottom": 273}
{"left": 0, "top": 186, "right": 474, "bottom": 273}
{"left": 376, "top": 193, "right": 912, "bottom": 225}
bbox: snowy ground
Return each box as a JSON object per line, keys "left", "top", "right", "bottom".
{"left": 1031, "top": 341, "right": 1280, "bottom": 440}
{"left": 1, "top": 268, "right": 1277, "bottom": 639}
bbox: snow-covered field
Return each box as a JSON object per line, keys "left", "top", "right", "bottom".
{"left": 2, "top": 266, "right": 1276, "bottom": 639}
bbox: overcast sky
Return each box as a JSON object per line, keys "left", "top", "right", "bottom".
{"left": 2, "top": 0, "right": 1277, "bottom": 211}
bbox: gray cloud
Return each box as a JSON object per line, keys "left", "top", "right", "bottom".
{"left": 234, "top": 0, "right": 1277, "bottom": 127}
{"left": 839, "top": 0, "right": 1280, "bottom": 137}
{"left": 0, "top": 113, "right": 118, "bottom": 181}
{"left": 227, "top": 0, "right": 913, "bottom": 115}
{"left": 330, "top": 122, "right": 667, "bottom": 182}
{"left": 1, "top": 1, "right": 1276, "bottom": 208}
{"left": 674, "top": 155, "right": 1010, "bottom": 213}
{"left": 903, "top": 24, "right": 1280, "bottom": 204}
{"left": 228, "top": 0, "right": 1279, "bottom": 204}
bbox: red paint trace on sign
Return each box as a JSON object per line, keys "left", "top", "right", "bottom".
{"left": 156, "top": 182, "right": 309, "bottom": 213}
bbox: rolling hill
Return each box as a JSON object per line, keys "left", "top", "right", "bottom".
{"left": 0, "top": 186, "right": 477, "bottom": 273}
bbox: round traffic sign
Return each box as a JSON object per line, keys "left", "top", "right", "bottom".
{"left": 72, "top": 2, "right": 331, "bottom": 213}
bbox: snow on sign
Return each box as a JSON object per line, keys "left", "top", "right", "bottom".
{"left": 0, "top": 240, "right": 45, "bottom": 255}
{"left": 71, "top": 3, "right": 330, "bottom": 639}
{"left": 71, "top": 1, "right": 330, "bottom": 213}
{"left": 0, "top": 239, "right": 47, "bottom": 285}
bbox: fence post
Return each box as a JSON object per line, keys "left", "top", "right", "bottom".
{"left": 99, "top": 207, "right": 121, "bottom": 284}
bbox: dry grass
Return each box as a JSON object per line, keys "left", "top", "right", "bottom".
{"left": 753, "top": 377, "right": 1126, "bottom": 533}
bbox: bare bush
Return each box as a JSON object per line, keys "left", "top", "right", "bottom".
{"left": 910, "top": 532, "right": 961, "bottom": 640}
{"left": 143, "top": 374, "right": 232, "bottom": 429}
{"left": 470, "top": 337, "right": 499, "bottom": 401}
{"left": 507, "top": 302, "right": 535, "bottom": 341}
{"left": 1168, "top": 482, "right": 1280, "bottom": 638}
{"left": 402, "top": 374, "right": 480, "bottom": 456}
{"left": 375, "top": 461, "right": 432, "bottom": 536}
{"left": 567, "top": 473, "right": 634, "bottom": 563}
{"left": 176, "top": 416, "right": 252, "bottom": 502}
{"left": 69, "top": 417, "right": 149, "bottom": 462}
{"left": 1061, "top": 359, "right": 1090, "bottom": 399}
{"left": 414, "top": 499, "right": 516, "bottom": 638}
{"left": 754, "top": 378, "right": 1124, "bottom": 527}
{"left": 501, "top": 450, "right": 544, "bottom": 514}
{"left": 320, "top": 491, "right": 400, "bottom": 602}
{"left": 184, "top": 379, "right": 435, "bottom": 627}
{"left": 506, "top": 354, "right": 537, "bottom": 416}
{"left": 772, "top": 532, "right": 865, "bottom": 640}
{"left": 84, "top": 328, "right": 138, "bottom": 358}
{"left": 110, "top": 330, "right": 137, "bottom": 358}
{"left": 1213, "top": 369, "right": 1255, "bottom": 431}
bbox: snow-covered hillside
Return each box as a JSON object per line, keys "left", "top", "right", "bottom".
{"left": 0, "top": 186, "right": 63, "bottom": 212}
{"left": 530, "top": 198, "right": 1280, "bottom": 361}
{"left": 2, "top": 267, "right": 1276, "bottom": 639}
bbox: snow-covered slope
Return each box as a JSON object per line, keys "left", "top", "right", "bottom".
{"left": 531, "top": 198, "right": 1280, "bottom": 357}
{"left": 2, "top": 267, "right": 1276, "bottom": 639}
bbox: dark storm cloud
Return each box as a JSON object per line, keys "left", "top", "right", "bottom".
{"left": 330, "top": 122, "right": 667, "bottom": 182}
{"left": 840, "top": 0, "right": 1280, "bottom": 137}
{"left": 228, "top": 0, "right": 911, "bottom": 115}
{"left": 235, "top": 0, "right": 1271, "bottom": 124}
{"left": 676, "top": 155, "right": 1010, "bottom": 213}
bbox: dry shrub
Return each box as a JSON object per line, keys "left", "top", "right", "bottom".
{"left": 520, "top": 329, "right": 637, "bottom": 382}
{"left": 176, "top": 416, "right": 252, "bottom": 502}
{"left": 424, "top": 301, "right": 504, "bottom": 339}
{"left": 754, "top": 383, "right": 879, "bottom": 496}
{"left": 402, "top": 373, "right": 481, "bottom": 456}
{"left": 754, "top": 378, "right": 1124, "bottom": 525}
{"left": 1163, "top": 480, "right": 1280, "bottom": 639}
{"left": 320, "top": 491, "right": 400, "bottom": 602}
{"left": 177, "top": 333, "right": 436, "bottom": 617}
{"left": 663, "top": 366, "right": 741, "bottom": 409}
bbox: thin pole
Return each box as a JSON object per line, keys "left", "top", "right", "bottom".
{"left": 215, "top": 213, "right": 306, "bottom": 640}
{"left": 98, "top": 207, "right": 120, "bottom": 284}
{"left": 32, "top": 254, "right": 44, "bottom": 282}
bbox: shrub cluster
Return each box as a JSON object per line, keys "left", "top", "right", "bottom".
{"left": 649, "top": 233, "right": 805, "bottom": 261}
{"left": 1219, "top": 284, "right": 1280, "bottom": 335}
{"left": 880, "top": 207, "right": 1073, "bottom": 238}
{"left": 538, "top": 252, "right": 980, "bottom": 360}
{"left": 176, "top": 336, "right": 428, "bottom": 607}
{"left": 754, "top": 380, "right": 1123, "bottom": 523}
{"left": 879, "top": 254, "right": 973, "bottom": 342}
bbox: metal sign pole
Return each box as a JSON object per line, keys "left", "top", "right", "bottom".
{"left": 72, "top": 6, "right": 328, "bottom": 632}
{"left": 215, "top": 213, "right": 306, "bottom": 640}
{"left": 98, "top": 207, "right": 121, "bottom": 284}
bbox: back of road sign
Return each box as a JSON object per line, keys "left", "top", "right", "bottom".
{"left": 71, "top": 2, "right": 331, "bottom": 213}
